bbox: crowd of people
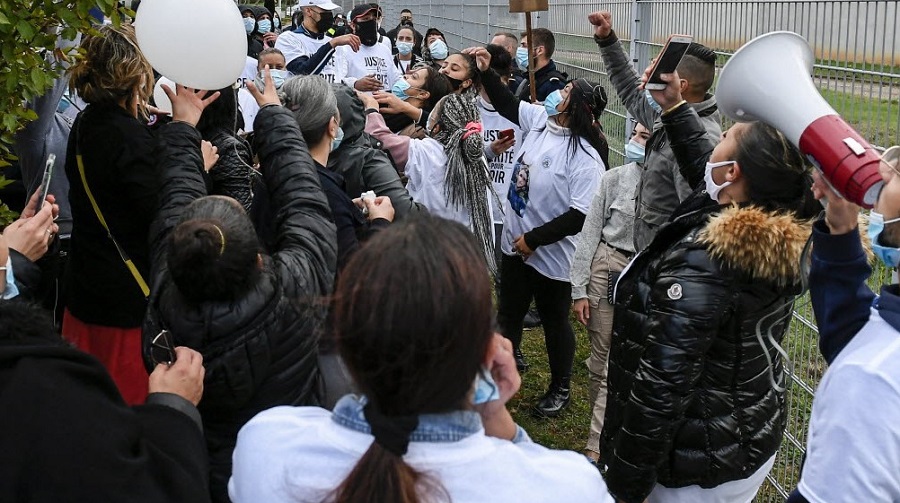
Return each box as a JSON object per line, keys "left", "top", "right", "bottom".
{"left": 2, "top": 3, "right": 898, "bottom": 503}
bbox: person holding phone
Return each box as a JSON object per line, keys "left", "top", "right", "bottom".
{"left": 589, "top": 11, "right": 721, "bottom": 254}
{"left": 229, "top": 216, "right": 610, "bottom": 503}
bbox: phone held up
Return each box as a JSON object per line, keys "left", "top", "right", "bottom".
{"left": 38, "top": 154, "right": 55, "bottom": 211}
{"left": 645, "top": 34, "right": 694, "bottom": 91}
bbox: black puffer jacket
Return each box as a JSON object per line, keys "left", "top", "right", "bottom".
{"left": 600, "top": 105, "right": 810, "bottom": 503}
{"left": 143, "top": 106, "right": 337, "bottom": 503}
{"left": 204, "top": 128, "right": 255, "bottom": 212}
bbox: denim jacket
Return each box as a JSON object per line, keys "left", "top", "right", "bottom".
{"left": 331, "top": 394, "right": 530, "bottom": 444}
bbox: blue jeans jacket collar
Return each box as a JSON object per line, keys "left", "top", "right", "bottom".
{"left": 331, "top": 394, "right": 482, "bottom": 443}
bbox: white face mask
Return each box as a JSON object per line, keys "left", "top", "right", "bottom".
{"left": 704, "top": 160, "right": 735, "bottom": 202}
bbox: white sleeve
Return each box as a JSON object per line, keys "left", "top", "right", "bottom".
{"left": 517, "top": 100, "right": 547, "bottom": 135}
{"left": 274, "top": 32, "right": 308, "bottom": 65}
{"left": 798, "top": 365, "right": 900, "bottom": 502}
{"left": 333, "top": 48, "right": 352, "bottom": 87}
{"left": 568, "top": 148, "right": 604, "bottom": 214}
{"left": 404, "top": 139, "right": 428, "bottom": 190}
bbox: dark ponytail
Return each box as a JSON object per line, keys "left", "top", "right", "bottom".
{"left": 734, "top": 122, "right": 813, "bottom": 216}
{"left": 565, "top": 78, "right": 610, "bottom": 168}
{"left": 168, "top": 196, "right": 260, "bottom": 303}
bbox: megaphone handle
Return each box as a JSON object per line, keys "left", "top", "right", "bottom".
{"left": 811, "top": 162, "right": 845, "bottom": 209}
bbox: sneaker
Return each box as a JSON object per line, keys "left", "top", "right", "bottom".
{"left": 531, "top": 378, "right": 570, "bottom": 418}
{"left": 514, "top": 348, "right": 529, "bottom": 373}
{"left": 523, "top": 309, "right": 541, "bottom": 330}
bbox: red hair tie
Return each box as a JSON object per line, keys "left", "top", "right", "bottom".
{"left": 461, "top": 121, "right": 483, "bottom": 140}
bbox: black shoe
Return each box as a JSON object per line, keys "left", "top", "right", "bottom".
{"left": 514, "top": 348, "right": 529, "bottom": 373}
{"left": 523, "top": 309, "right": 542, "bottom": 330}
{"left": 532, "top": 378, "right": 571, "bottom": 418}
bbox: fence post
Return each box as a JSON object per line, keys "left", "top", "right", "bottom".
{"left": 626, "top": 0, "right": 653, "bottom": 138}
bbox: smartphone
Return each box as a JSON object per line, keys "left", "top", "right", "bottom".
{"left": 499, "top": 128, "right": 515, "bottom": 141}
{"left": 645, "top": 34, "right": 694, "bottom": 90}
{"left": 38, "top": 153, "right": 55, "bottom": 211}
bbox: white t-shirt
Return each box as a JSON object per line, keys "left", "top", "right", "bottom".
{"left": 338, "top": 37, "right": 399, "bottom": 92}
{"left": 241, "top": 56, "right": 259, "bottom": 82}
{"left": 275, "top": 29, "right": 344, "bottom": 83}
{"left": 237, "top": 87, "right": 259, "bottom": 134}
{"left": 798, "top": 308, "right": 900, "bottom": 502}
{"left": 228, "top": 405, "right": 612, "bottom": 503}
{"left": 406, "top": 137, "right": 496, "bottom": 232}
{"left": 479, "top": 96, "right": 521, "bottom": 225}
{"left": 503, "top": 101, "right": 605, "bottom": 281}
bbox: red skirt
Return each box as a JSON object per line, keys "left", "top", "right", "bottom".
{"left": 63, "top": 309, "right": 148, "bottom": 405}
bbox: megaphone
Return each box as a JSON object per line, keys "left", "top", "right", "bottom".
{"left": 717, "top": 31, "right": 882, "bottom": 207}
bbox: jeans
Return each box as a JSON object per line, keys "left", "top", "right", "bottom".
{"left": 497, "top": 254, "right": 575, "bottom": 381}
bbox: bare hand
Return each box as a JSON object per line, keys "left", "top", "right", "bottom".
{"left": 811, "top": 170, "right": 860, "bottom": 235}
{"left": 21, "top": 188, "right": 58, "bottom": 220}
{"left": 201, "top": 140, "right": 219, "bottom": 172}
{"left": 641, "top": 66, "right": 683, "bottom": 110}
{"left": 262, "top": 31, "right": 278, "bottom": 47}
{"left": 463, "top": 46, "right": 491, "bottom": 72}
{"left": 357, "top": 90, "right": 379, "bottom": 110}
{"left": 490, "top": 135, "right": 515, "bottom": 156}
{"left": 161, "top": 84, "right": 221, "bottom": 127}
{"left": 354, "top": 75, "right": 383, "bottom": 92}
{"left": 246, "top": 65, "right": 282, "bottom": 107}
{"left": 512, "top": 234, "right": 534, "bottom": 258}
{"left": 3, "top": 204, "right": 57, "bottom": 261}
{"left": 474, "top": 334, "right": 521, "bottom": 440}
{"left": 588, "top": 11, "right": 613, "bottom": 39}
{"left": 353, "top": 195, "right": 395, "bottom": 222}
{"left": 148, "top": 346, "right": 205, "bottom": 406}
{"left": 372, "top": 91, "right": 408, "bottom": 114}
{"left": 573, "top": 298, "right": 590, "bottom": 325}
{"left": 331, "top": 34, "right": 361, "bottom": 52}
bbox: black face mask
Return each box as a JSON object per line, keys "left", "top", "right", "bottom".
{"left": 400, "top": 19, "right": 413, "bottom": 27}
{"left": 315, "top": 11, "right": 334, "bottom": 33}
{"left": 446, "top": 75, "right": 465, "bottom": 91}
{"left": 356, "top": 19, "right": 379, "bottom": 46}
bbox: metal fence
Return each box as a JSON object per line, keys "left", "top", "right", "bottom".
{"left": 334, "top": 0, "right": 900, "bottom": 499}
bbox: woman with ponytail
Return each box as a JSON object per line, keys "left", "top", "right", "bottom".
{"left": 143, "top": 71, "right": 337, "bottom": 503}
{"left": 464, "top": 46, "right": 608, "bottom": 419}
{"left": 361, "top": 91, "right": 497, "bottom": 266}
{"left": 229, "top": 215, "right": 610, "bottom": 503}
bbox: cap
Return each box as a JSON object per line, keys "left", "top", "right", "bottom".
{"left": 295, "top": 0, "right": 340, "bottom": 11}
{"left": 350, "top": 3, "right": 377, "bottom": 20}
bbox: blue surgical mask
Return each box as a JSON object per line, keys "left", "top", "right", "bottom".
{"left": 273, "top": 17, "right": 280, "bottom": 29}
{"left": 543, "top": 90, "right": 563, "bottom": 117}
{"left": 396, "top": 41, "right": 413, "bottom": 56}
{"left": 472, "top": 367, "right": 500, "bottom": 404}
{"left": 429, "top": 39, "right": 448, "bottom": 60}
{"left": 243, "top": 17, "right": 255, "bottom": 34}
{"left": 331, "top": 125, "right": 345, "bottom": 152}
{"left": 624, "top": 139, "right": 645, "bottom": 164}
{"left": 516, "top": 47, "right": 529, "bottom": 70}
{"left": 645, "top": 89, "right": 663, "bottom": 114}
{"left": 255, "top": 69, "right": 290, "bottom": 91}
{"left": 868, "top": 211, "right": 900, "bottom": 267}
{"left": 391, "top": 78, "right": 412, "bottom": 100}
{"left": 257, "top": 19, "right": 271, "bottom": 33}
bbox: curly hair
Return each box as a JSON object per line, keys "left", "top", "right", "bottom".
{"left": 68, "top": 23, "right": 154, "bottom": 116}
{"left": 432, "top": 93, "right": 497, "bottom": 268}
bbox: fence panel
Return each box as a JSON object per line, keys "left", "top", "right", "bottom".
{"left": 345, "top": 0, "right": 899, "bottom": 499}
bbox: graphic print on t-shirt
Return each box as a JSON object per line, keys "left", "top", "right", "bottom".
{"left": 364, "top": 56, "right": 391, "bottom": 86}
{"left": 508, "top": 161, "right": 530, "bottom": 217}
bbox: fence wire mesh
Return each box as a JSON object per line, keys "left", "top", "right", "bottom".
{"left": 336, "top": 0, "right": 900, "bottom": 498}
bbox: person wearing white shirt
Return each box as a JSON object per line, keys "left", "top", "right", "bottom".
{"left": 338, "top": 4, "right": 400, "bottom": 93}
{"left": 274, "top": 0, "right": 359, "bottom": 82}
{"left": 466, "top": 46, "right": 608, "bottom": 419}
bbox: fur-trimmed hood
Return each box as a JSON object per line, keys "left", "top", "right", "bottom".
{"left": 698, "top": 205, "right": 812, "bottom": 286}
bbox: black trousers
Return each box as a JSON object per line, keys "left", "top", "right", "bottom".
{"left": 497, "top": 253, "right": 575, "bottom": 381}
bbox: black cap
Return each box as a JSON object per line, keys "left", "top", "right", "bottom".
{"left": 350, "top": 3, "right": 377, "bottom": 21}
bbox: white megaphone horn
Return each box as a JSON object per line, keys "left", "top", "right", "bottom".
{"left": 717, "top": 31, "right": 882, "bottom": 207}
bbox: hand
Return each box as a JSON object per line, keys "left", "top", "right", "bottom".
{"left": 573, "top": 298, "right": 590, "bottom": 326}
{"left": 811, "top": 170, "right": 860, "bottom": 235}
{"left": 490, "top": 136, "right": 515, "bottom": 156}
{"left": 161, "top": 84, "right": 221, "bottom": 127}
{"left": 330, "top": 34, "right": 361, "bottom": 52}
{"left": 3, "top": 203, "right": 57, "bottom": 261}
{"left": 262, "top": 31, "right": 278, "bottom": 47}
{"left": 474, "top": 334, "right": 521, "bottom": 440}
{"left": 641, "top": 66, "right": 684, "bottom": 110}
{"left": 353, "top": 195, "right": 395, "bottom": 222}
{"left": 201, "top": 140, "right": 219, "bottom": 172}
{"left": 372, "top": 91, "right": 408, "bottom": 114}
{"left": 463, "top": 46, "right": 491, "bottom": 72}
{"left": 148, "top": 346, "right": 205, "bottom": 406}
{"left": 588, "top": 11, "right": 613, "bottom": 39}
{"left": 21, "top": 188, "right": 58, "bottom": 220}
{"left": 354, "top": 75, "right": 383, "bottom": 92}
{"left": 512, "top": 235, "right": 534, "bottom": 259}
{"left": 246, "top": 65, "right": 282, "bottom": 107}
{"left": 357, "top": 90, "right": 379, "bottom": 111}
{"left": 146, "top": 103, "right": 169, "bottom": 117}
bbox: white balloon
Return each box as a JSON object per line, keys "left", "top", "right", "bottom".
{"left": 135, "top": 0, "right": 247, "bottom": 90}
{"left": 153, "top": 76, "right": 176, "bottom": 114}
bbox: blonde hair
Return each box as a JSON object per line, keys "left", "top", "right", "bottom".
{"left": 68, "top": 23, "right": 154, "bottom": 116}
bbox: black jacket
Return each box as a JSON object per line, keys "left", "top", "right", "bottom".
{"left": 600, "top": 105, "right": 808, "bottom": 503}
{"left": 515, "top": 60, "right": 567, "bottom": 103}
{"left": 204, "top": 128, "right": 255, "bottom": 212}
{"left": 0, "top": 331, "right": 209, "bottom": 502}
{"left": 143, "top": 106, "right": 337, "bottom": 503}
{"left": 64, "top": 103, "right": 159, "bottom": 327}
